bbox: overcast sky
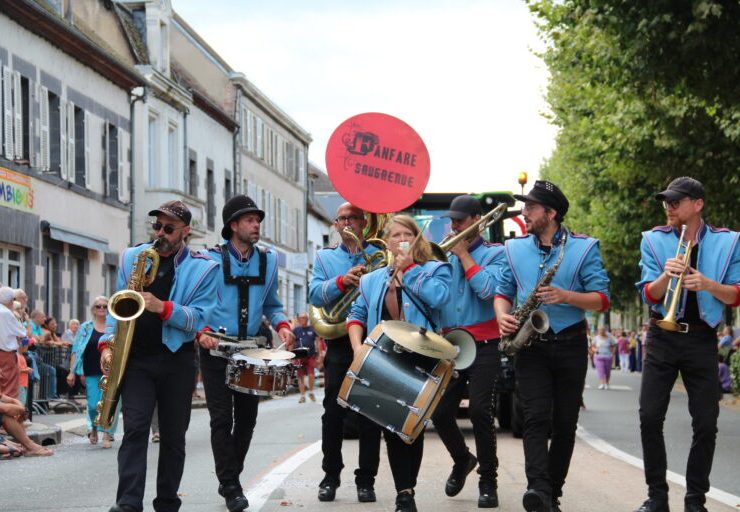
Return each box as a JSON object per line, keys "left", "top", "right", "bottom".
{"left": 173, "top": 0, "right": 556, "bottom": 194}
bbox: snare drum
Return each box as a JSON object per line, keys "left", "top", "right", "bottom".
{"left": 226, "top": 352, "right": 293, "bottom": 396}
{"left": 337, "top": 322, "right": 454, "bottom": 444}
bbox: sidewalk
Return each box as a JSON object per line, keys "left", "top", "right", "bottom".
{"left": 257, "top": 426, "right": 737, "bottom": 512}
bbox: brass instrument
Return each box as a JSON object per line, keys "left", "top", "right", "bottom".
{"left": 95, "top": 241, "right": 160, "bottom": 429}
{"left": 656, "top": 224, "right": 693, "bottom": 332}
{"left": 500, "top": 230, "right": 568, "bottom": 356}
{"left": 431, "top": 203, "right": 508, "bottom": 261}
{"left": 309, "top": 213, "right": 390, "bottom": 339}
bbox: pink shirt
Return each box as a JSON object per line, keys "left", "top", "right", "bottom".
{"left": 617, "top": 336, "right": 630, "bottom": 355}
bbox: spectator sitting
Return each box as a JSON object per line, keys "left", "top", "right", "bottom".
{"left": 62, "top": 319, "right": 80, "bottom": 344}
{"left": 40, "top": 316, "right": 67, "bottom": 347}
{"left": 0, "top": 393, "right": 53, "bottom": 457}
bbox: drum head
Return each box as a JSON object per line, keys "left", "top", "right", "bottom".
{"left": 240, "top": 348, "right": 296, "bottom": 360}
{"left": 381, "top": 320, "right": 457, "bottom": 360}
{"left": 231, "top": 352, "right": 265, "bottom": 366}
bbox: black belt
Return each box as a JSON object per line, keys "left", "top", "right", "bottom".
{"left": 538, "top": 320, "right": 588, "bottom": 342}
{"left": 648, "top": 317, "right": 714, "bottom": 335}
{"left": 476, "top": 338, "right": 500, "bottom": 345}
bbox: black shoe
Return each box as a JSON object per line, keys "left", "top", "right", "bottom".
{"left": 523, "top": 489, "right": 551, "bottom": 512}
{"left": 318, "top": 477, "right": 339, "bottom": 502}
{"left": 357, "top": 486, "right": 377, "bottom": 503}
{"left": 684, "top": 504, "right": 707, "bottom": 512}
{"left": 635, "top": 498, "right": 670, "bottom": 512}
{"left": 224, "top": 490, "right": 249, "bottom": 512}
{"left": 395, "top": 491, "right": 417, "bottom": 512}
{"left": 109, "top": 505, "right": 137, "bottom": 512}
{"left": 478, "top": 480, "right": 499, "bottom": 508}
{"left": 445, "top": 452, "right": 478, "bottom": 497}
{"left": 551, "top": 498, "right": 562, "bottom": 512}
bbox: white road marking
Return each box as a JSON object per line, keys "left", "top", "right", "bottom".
{"left": 576, "top": 425, "right": 740, "bottom": 509}
{"left": 251, "top": 440, "right": 322, "bottom": 511}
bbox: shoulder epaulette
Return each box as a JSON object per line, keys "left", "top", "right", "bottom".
{"left": 133, "top": 241, "right": 148, "bottom": 247}
{"left": 569, "top": 232, "right": 590, "bottom": 239}
{"left": 207, "top": 245, "right": 223, "bottom": 253}
{"left": 708, "top": 225, "right": 731, "bottom": 233}
{"left": 482, "top": 241, "right": 503, "bottom": 247}
{"left": 190, "top": 251, "right": 212, "bottom": 260}
{"left": 650, "top": 225, "right": 673, "bottom": 233}
{"left": 321, "top": 243, "right": 339, "bottom": 250}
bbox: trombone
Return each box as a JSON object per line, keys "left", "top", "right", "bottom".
{"left": 430, "top": 203, "right": 508, "bottom": 261}
{"left": 656, "top": 224, "right": 693, "bottom": 333}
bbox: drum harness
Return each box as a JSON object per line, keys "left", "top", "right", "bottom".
{"left": 387, "top": 272, "right": 437, "bottom": 335}
{"left": 221, "top": 243, "right": 266, "bottom": 340}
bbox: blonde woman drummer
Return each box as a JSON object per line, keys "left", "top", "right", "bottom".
{"left": 347, "top": 214, "right": 452, "bottom": 512}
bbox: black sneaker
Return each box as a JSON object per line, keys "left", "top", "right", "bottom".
{"left": 395, "top": 491, "right": 417, "bottom": 512}
{"left": 478, "top": 480, "right": 499, "bottom": 508}
{"left": 108, "top": 505, "right": 137, "bottom": 512}
{"left": 445, "top": 452, "right": 478, "bottom": 497}
{"left": 523, "top": 489, "right": 551, "bottom": 512}
{"left": 357, "top": 486, "right": 377, "bottom": 502}
{"left": 552, "top": 498, "right": 562, "bottom": 512}
{"left": 635, "top": 498, "right": 670, "bottom": 512}
{"left": 318, "top": 476, "right": 339, "bottom": 502}
{"left": 684, "top": 504, "right": 706, "bottom": 512}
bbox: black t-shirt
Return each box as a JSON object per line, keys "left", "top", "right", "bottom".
{"left": 132, "top": 253, "right": 175, "bottom": 356}
{"left": 83, "top": 329, "right": 104, "bottom": 376}
{"left": 681, "top": 242, "right": 703, "bottom": 324}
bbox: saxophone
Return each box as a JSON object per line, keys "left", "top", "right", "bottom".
{"left": 500, "top": 230, "right": 568, "bottom": 356}
{"left": 95, "top": 240, "right": 160, "bottom": 429}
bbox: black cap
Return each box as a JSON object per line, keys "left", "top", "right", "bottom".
{"left": 442, "top": 194, "right": 482, "bottom": 220}
{"left": 654, "top": 176, "right": 705, "bottom": 202}
{"left": 514, "top": 180, "right": 570, "bottom": 218}
{"left": 148, "top": 200, "right": 192, "bottom": 225}
{"left": 221, "top": 195, "right": 265, "bottom": 239}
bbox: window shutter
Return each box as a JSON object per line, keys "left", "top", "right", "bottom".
{"left": 84, "top": 111, "right": 90, "bottom": 187}
{"left": 66, "top": 101, "right": 75, "bottom": 181}
{"left": 13, "top": 71, "right": 22, "bottom": 159}
{"left": 118, "top": 128, "right": 124, "bottom": 201}
{"left": 59, "top": 101, "right": 68, "bottom": 180}
{"left": 39, "top": 85, "right": 49, "bottom": 171}
{"left": 3, "top": 66, "right": 14, "bottom": 160}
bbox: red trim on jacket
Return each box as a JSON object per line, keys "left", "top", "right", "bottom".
{"left": 195, "top": 326, "right": 213, "bottom": 342}
{"left": 346, "top": 320, "right": 364, "bottom": 330}
{"left": 730, "top": 284, "right": 740, "bottom": 308}
{"left": 159, "top": 301, "right": 174, "bottom": 320}
{"left": 402, "top": 263, "right": 417, "bottom": 273}
{"left": 596, "top": 292, "right": 610, "bottom": 312}
{"left": 275, "top": 321, "right": 291, "bottom": 333}
{"left": 444, "top": 318, "right": 500, "bottom": 342}
{"left": 335, "top": 275, "right": 346, "bottom": 293}
{"left": 643, "top": 282, "right": 661, "bottom": 305}
{"left": 465, "top": 264, "right": 482, "bottom": 280}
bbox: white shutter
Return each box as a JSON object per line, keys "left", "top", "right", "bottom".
{"left": 3, "top": 66, "right": 14, "bottom": 160}
{"left": 118, "top": 128, "right": 124, "bottom": 201}
{"left": 67, "top": 101, "right": 75, "bottom": 182}
{"left": 13, "top": 71, "right": 22, "bottom": 159}
{"left": 83, "top": 111, "right": 90, "bottom": 187}
{"left": 59, "top": 101, "right": 68, "bottom": 179}
{"left": 39, "top": 85, "right": 49, "bottom": 171}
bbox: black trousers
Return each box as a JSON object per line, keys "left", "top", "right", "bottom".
{"left": 116, "top": 346, "right": 196, "bottom": 512}
{"left": 199, "top": 347, "right": 260, "bottom": 490}
{"left": 385, "top": 430, "right": 424, "bottom": 492}
{"left": 515, "top": 333, "right": 588, "bottom": 499}
{"left": 639, "top": 325, "right": 719, "bottom": 505}
{"left": 321, "top": 339, "right": 381, "bottom": 486}
{"left": 432, "top": 340, "right": 500, "bottom": 481}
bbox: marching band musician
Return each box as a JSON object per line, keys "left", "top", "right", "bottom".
{"left": 634, "top": 177, "right": 740, "bottom": 512}
{"left": 196, "top": 195, "right": 295, "bottom": 512}
{"left": 309, "top": 202, "right": 382, "bottom": 503}
{"left": 347, "top": 214, "right": 452, "bottom": 512}
{"left": 493, "top": 181, "right": 610, "bottom": 512}
{"left": 432, "top": 195, "right": 505, "bottom": 508}
{"left": 102, "top": 200, "right": 220, "bottom": 512}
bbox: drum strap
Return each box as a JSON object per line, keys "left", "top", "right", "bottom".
{"left": 221, "top": 243, "right": 267, "bottom": 339}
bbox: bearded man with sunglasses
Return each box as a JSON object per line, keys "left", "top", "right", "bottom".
{"left": 634, "top": 177, "right": 740, "bottom": 512}
{"left": 103, "top": 200, "right": 220, "bottom": 512}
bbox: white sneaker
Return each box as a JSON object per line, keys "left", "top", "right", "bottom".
{"left": 598, "top": 384, "right": 605, "bottom": 390}
{"left": 605, "top": 384, "right": 610, "bottom": 390}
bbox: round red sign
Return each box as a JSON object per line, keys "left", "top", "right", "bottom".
{"left": 325, "top": 113, "right": 430, "bottom": 213}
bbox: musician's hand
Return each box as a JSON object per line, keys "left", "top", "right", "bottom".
{"left": 66, "top": 372, "right": 76, "bottom": 386}
{"left": 197, "top": 334, "right": 219, "bottom": 350}
{"left": 682, "top": 267, "right": 710, "bottom": 292}
{"left": 498, "top": 313, "right": 519, "bottom": 336}
{"left": 100, "top": 348, "right": 113, "bottom": 376}
{"left": 141, "top": 292, "right": 164, "bottom": 314}
{"left": 342, "top": 265, "right": 364, "bottom": 288}
{"left": 537, "top": 285, "right": 570, "bottom": 305}
{"left": 393, "top": 250, "right": 414, "bottom": 276}
{"left": 449, "top": 237, "right": 471, "bottom": 257}
{"left": 663, "top": 257, "right": 687, "bottom": 279}
{"left": 278, "top": 327, "right": 295, "bottom": 349}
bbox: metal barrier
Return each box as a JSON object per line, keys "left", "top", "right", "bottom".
{"left": 30, "top": 345, "right": 82, "bottom": 414}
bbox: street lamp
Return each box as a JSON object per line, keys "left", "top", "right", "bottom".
{"left": 517, "top": 172, "right": 528, "bottom": 195}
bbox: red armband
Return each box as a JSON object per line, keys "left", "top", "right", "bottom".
{"left": 596, "top": 292, "right": 610, "bottom": 312}
{"left": 465, "top": 264, "right": 482, "bottom": 280}
{"left": 98, "top": 340, "right": 110, "bottom": 353}
{"left": 159, "top": 301, "right": 174, "bottom": 320}
{"left": 275, "top": 321, "right": 291, "bottom": 333}
{"left": 730, "top": 284, "right": 740, "bottom": 308}
{"left": 346, "top": 320, "right": 364, "bottom": 330}
{"left": 336, "top": 275, "right": 346, "bottom": 292}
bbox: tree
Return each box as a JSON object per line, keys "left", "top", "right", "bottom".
{"left": 529, "top": 0, "right": 740, "bottom": 311}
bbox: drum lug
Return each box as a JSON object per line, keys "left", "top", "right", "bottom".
{"left": 398, "top": 432, "right": 413, "bottom": 444}
{"left": 364, "top": 339, "right": 387, "bottom": 353}
{"left": 414, "top": 366, "right": 441, "bottom": 385}
{"left": 349, "top": 404, "right": 361, "bottom": 413}
{"left": 396, "top": 398, "right": 420, "bottom": 415}
{"left": 346, "top": 370, "right": 370, "bottom": 387}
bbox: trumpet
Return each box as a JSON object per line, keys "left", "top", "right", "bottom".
{"left": 431, "top": 203, "right": 508, "bottom": 261}
{"left": 656, "top": 224, "right": 693, "bottom": 333}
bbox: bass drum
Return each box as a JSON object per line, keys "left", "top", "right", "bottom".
{"left": 337, "top": 322, "right": 454, "bottom": 444}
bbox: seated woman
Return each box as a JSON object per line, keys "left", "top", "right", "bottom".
{"left": 68, "top": 297, "right": 119, "bottom": 449}
{"left": 347, "top": 214, "right": 452, "bottom": 512}
{"left": 0, "top": 394, "right": 53, "bottom": 457}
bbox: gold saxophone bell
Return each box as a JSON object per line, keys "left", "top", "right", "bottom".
{"left": 656, "top": 224, "right": 693, "bottom": 333}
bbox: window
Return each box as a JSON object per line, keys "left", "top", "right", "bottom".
{"left": 167, "top": 123, "right": 177, "bottom": 189}
{"left": 147, "top": 114, "right": 158, "bottom": 186}
{"left": 105, "top": 123, "right": 119, "bottom": 199}
{"left": 18, "top": 75, "right": 30, "bottom": 162}
{"left": 73, "top": 106, "right": 86, "bottom": 186}
{"left": 0, "top": 244, "right": 24, "bottom": 289}
{"left": 206, "top": 167, "right": 215, "bottom": 230}
{"left": 246, "top": 110, "right": 254, "bottom": 153}
{"left": 48, "top": 91, "right": 60, "bottom": 174}
{"left": 297, "top": 148, "right": 305, "bottom": 184}
{"left": 187, "top": 154, "right": 197, "bottom": 197}
{"left": 2, "top": 66, "right": 13, "bottom": 160}
{"left": 256, "top": 117, "right": 264, "bottom": 159}
{"left": 159, "top": 22, "right": 169, "bottom": 73}
{"left": 69, "top": 256, "right": 85, "bottom": 320}
{"left": 44, "top": 252, "right": 60, "bottom": 321}
{"left": 224, "top": 171, "right": 232, "bottom": 201}
{"left": 105, "top": 264, "right": 116, "bottom": 298}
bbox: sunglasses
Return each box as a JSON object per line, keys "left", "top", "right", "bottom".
{"left": 662, "top": 198, "right": 691, "bottom": 210}
{"left": 94, "top": 304, "right": 108, "bottom": 309}
{"left": 151, "top": 221, "right": 184, "bottom": 234}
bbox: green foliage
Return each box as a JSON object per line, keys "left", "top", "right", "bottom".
{"left": 528, "top": 0, "right": 740, "bottom": 310}
{"left": 730, "top": 351, "right": 740, "bottom": 395}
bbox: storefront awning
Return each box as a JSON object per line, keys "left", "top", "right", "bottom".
{"left": 43, "top": 221, "right": 110, "bottom": 253}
